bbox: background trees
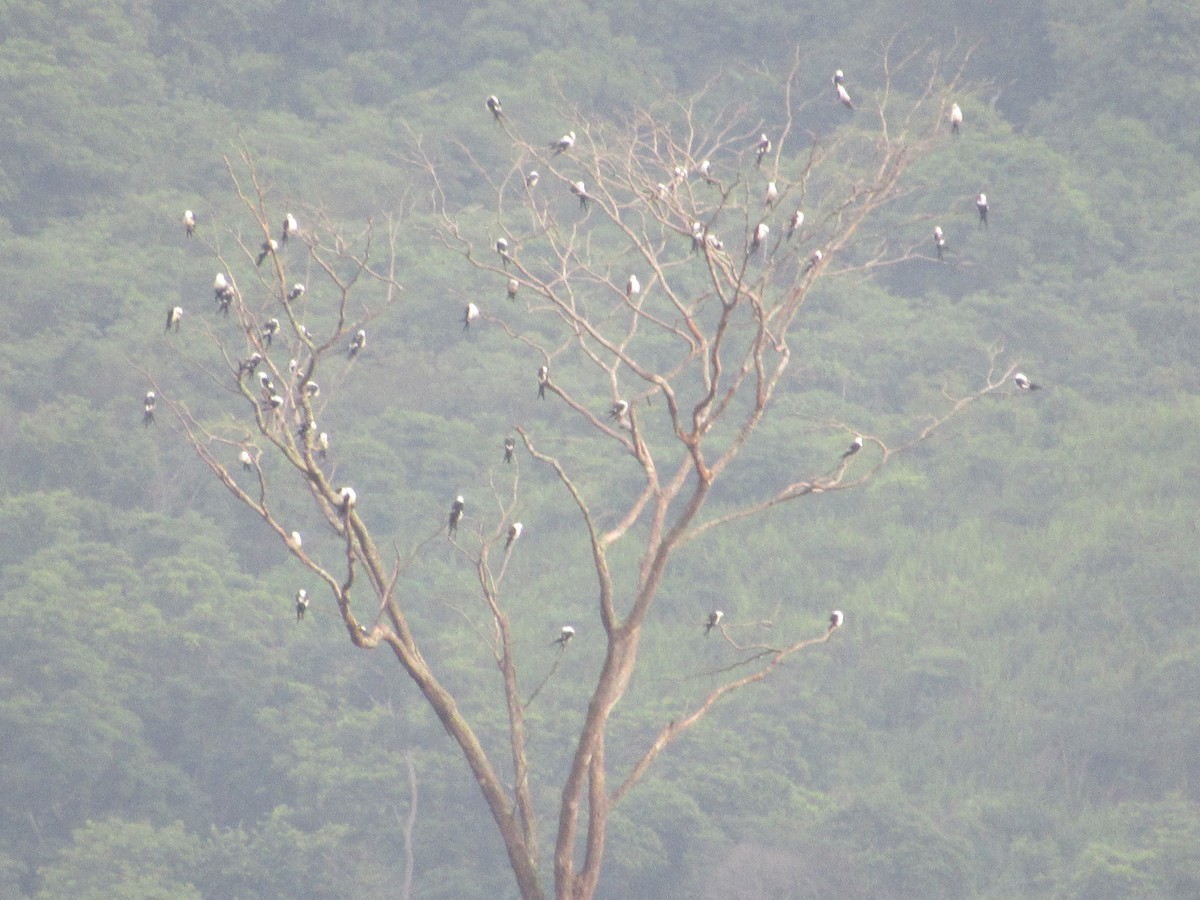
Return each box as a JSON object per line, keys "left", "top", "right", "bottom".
{"left": 1, "top": 1, "right": 1199, "bottom": 898}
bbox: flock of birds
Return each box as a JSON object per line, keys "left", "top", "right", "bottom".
{"left": 155, "top": 70, "right": 1043, "bottom": 653}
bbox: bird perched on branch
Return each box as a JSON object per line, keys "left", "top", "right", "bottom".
{"left": 262, "top": 318, "right": 280, "bottom": 347}
{"left": 949, "top": 103, "right": 963, "bottom": 136}
{"left": 803, "top": 250, "right": 823, "bottom": 274}
{"left": 507, "top": 278, "right": 519, "bottom": 300}
{"left": 287, "top": 283, "right": 305, "bottom": 302}
{"left": 496, "top": 237, "right": 511, "bottom": 267}
{"left": 1014, "top": 372, "right": 1042, "bottom": 391}
{"left": 788, "top": 209, "right": 804, "bottom": 240}
{"left": 256, "top": 239, "right": 278, "bottom": 267}
{"left": 239, "top": 448, "right": 254, "bottom": 471}
{"left": 486, "top": 95, "right": 503, "bottom": 122}
{"left": 833, "top": 70, "right": 855, "bottom": 109}
{"left": 976, "top": 192, "right": 989, "bottom": 227}
{"left": 552, "top": 131, "right": 575, "bottom": 154}
{"left": 349, "top": 329, "right": 366, "bottom": 358}
{"left": 705, "top": 610, "right": 723, "bottom": 636}
{"left": 610, "top": 399, "right": 629, "bottom": 422}
{"left": 143, "top": 391, "right": 156, "bottom": 426}
{"left": 315, "top": 431, "right": 329, "bottom": 460}
{"left": 504, "top": 436, "right": 515, "bottom": 463}
{"left": 570, "top": 181, "right": 590, "bottom": 210}
{"left": 337, "top": 486, "right": 357, "bottom": 517}
{"left": 281, "top": 213, "right": 298, "bottom": 245}
{"left": 765, "top": 181, "right": 778, "bottom": 209}
{"left": 296, "top": 589, "right": 309, "bottom": 621}
{"left": 841, "top": 435, "right": 863, "bottom": 459}
{"left": 626, "top": 274, "right": 640, "bottom": 298}
{"left": 464, "top": 302, "right": 480, "bottom": 330}
{"left": 448, "top": 495, "right": 465, "bottom": 536}
{"left": 828, "top": 610, "right": 844, "bottom": 633}
{"left": 750, "top": 222, "right": 769, "bottom": 256}
{"left": 697, "top": 159, "right": 714, "bottom": 183}
{"left": 183, "top": 209, "right": 196, "bottom": 238}
{"left": 537, "top": 365, "right": 548, "bottom": 399}
{"left": 553, "top": 625, "right": 575, "bottom": 648}
{"left": 525, "top": 171, "right": 539, "bottom": 189}
{"left": 506, "top": 522, "right": 523, "bottom": 549}
{"left": 933, "top": 226, "right": 946, "bottom": 261}
{"left": 755, "top": 133, "right": 771, "bottom": 168}
{"left": 165, "top": 306, "right": 183, "bottom": 333}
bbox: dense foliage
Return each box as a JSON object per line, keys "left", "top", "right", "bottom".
{"left": 1, "top": 1, "right": 1198, "bottom": 897}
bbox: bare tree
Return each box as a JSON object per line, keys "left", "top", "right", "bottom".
{"left": 153, "top": 42, "right": 1013, "bottom": 900}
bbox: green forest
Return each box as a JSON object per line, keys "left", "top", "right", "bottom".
{"left": 2, "top": 0, "right": 1200, "bottom": 897}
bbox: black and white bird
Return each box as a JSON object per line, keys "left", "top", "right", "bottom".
{"left": 316, "top": 431, "right": 330, "bottom": 460}
{"left": 143, "top": 391, "right": 156, "bottom": 426}
{"left": 626, "top": 274, "right": 640, "bottom": 298}
{"left": 610, "top": 399, "right": 629, "bottom": 421}
{"left": 183, "top": 209, "right": 196, "bottom": 238}
{"left": 486, "top": 95, "right": 503, "bottom": 121}
{"left": 258, "top": 371, "right": 275, "bottom": 393}
{"left": 750, "top": 222, "right": 770, "bottom": 255}
{"left": 448, "top": 495, "right": 465, "bottom": 536}
{"left": 281, "top": 213, "right": 298, "bottom": 245}
{"left": 525, "top": 171, "right": 539, "bottom": 189}
{"left": 304, "top": 381, "right": 320, "bottom": 398}
{"left": 296, "top": 589, "right": 309, "bottom": 621}
{"left": 506, "top": 522, "right": 523, "bottom": 549}
{"left": 833, "top": 70, "right": 855, "bottom": 109}
{"left": 570, "top": 180, "right": 590, "bottom": 210}
{"left": 507, "top": 278, "right": 519, "bottom": 300}
{"left": 552, "top": 131, "right": 576, "bottom": 154}
{"left": 240, "top": 353, "right": 263, "bottom": 376}
{"left": 262, "top": 318, "right": 280, "bottom": 347}
{"left": 553, "top": 625, "right": 575, "bottom": 648}
{"left": 949, "top": 103, "right": 963, "bottom": 136}
{"left": 239, "top": 448, "right": 254, "bottom": 471}
{"left": 166, "top": 306, "right": 183, "bottom": 332}
{"left": 755, "top": 133, "right": 771, "bottom": 168}
{"left": 841, "top": 435, "right": 863, "bottom": 459}
{"left": 705, "top": 609, "right": 723, "bottom": 636}
{"left": 337, "top": 486, "right": 357, "bottom": 517}
{"left": 691, "top": 220, "right": 706, "bottom": 254}
{"left": 464, "top": 302, "right": 480, "bottom": 330}
{"left": 289, "top": 531, "right": 302, "bottom": 549}
{"left": 504, "top": 435, "right": 515, "bottom": 463}
{"left": 214, "top": 272, "right": 235, "bottom": 303}
{"left": 537, "top": 365, "right": 548, "bottom": 399}
{"left": 787, "top": 209, "right": 804, "bottom": 240}
{"left": 828, "top": 609, "right": 844, "bottom": 633}
{"left": 496, "top": 237, "right": 511, "bottom": 267}
{"left": 697, "top": 159, "right": 714, "bottom": 183}
{"left": 803, "top": 249, "right": 823, "bottom": 274}
{"left": 256, "top": 239, "right": 278, "bottom": 267}
{"left": 976, "top": 192, "right": 988, "bottom": 227}
{"left": 287, "top": 283, "right": 305, "bottom": 302}
{"left": 1014, "top": 372, "right": 1042, "bottom": 391}
{"left": 765, "top": 181, "right": 779, "bottom": 209}
{"left": 349, "top": 329, "right": 366, "bottom": 358}
{"left": 933, "top": 226, "right": 946, "bottom": 260}
{"left": 266, "top": 394, "right": 285, "bottom": 411}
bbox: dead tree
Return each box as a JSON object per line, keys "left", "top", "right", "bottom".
{"left": 155, "top": 42, "right": 1013, "bottom": 900}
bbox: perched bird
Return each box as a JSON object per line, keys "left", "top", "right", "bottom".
{"left": 537, "top": 365, "right": 548, "bottom": 399}
{"left": 448, "top": 495, "right": 465, "bottom": 536}
{"left": 949, "top": 103, "right": 963, "bottom": 136}
{"left": 496, "top": 237, "right": 511, "bottom": 267}
{"left": 143, "top": 391, "right": 156, "bottom": 426}
{"left": 262, "top": 318, "right": 280, "bottom": 347}
{"left": 626, "top": 274, "right": 641, "bottom": 297}
{"left": 706, "top": 233, "right": 724, "bottom": 252}
{"left": 464, "top": 301, "right": 481, "bottom": 330}
{"left": 240, "top": 353, "right": 263, "bottom": 375}
{"left": 553, "top": 625, "right": 575, "bottom": 648}
{"left": 653, "top": 182, "right": 670, "bottom": 202}
{"left": 506, "top": 522, "right": 523, "bottom": 549}
{"left": 281, "top": 213, "right": 298, "bottom": 245}
{"left": 287, "top": 283, "right": 305, "bottom": 302}
{"left": 290, "top": 531, "right": 302, "bottom": 549}
{"left": 976, "top": 192, "right": 988, "bottom": 227}
{"left": 239, "top": 448, "right": 254, "bottom": 471}
{"left": 315, "top": 431, "right": 330, "bottom": 460}
{"left": 828, "top": 609, "right": 844, "bottom": 633}
{"left": 525, "top": 170, "right": 539, "bottom": 189}
{"left": 486, "top": 94, "right": 503, "bottom": 121}
{"left": 267, "top": 394, "right": 285, "bottom": 411}
{"left": 804, "top": 249, "right": 823, "bottom": 273}
{"left": 673, "top": 165, "right": 688, "bottom": 184}
{"left": 304, "top": 381, "right": 320, "bottom": 398}
{"left": 691, "top": 220, "right": 706, "bottom": 254}
{"left": 610, "top": 399, "right": 629, "bottom": 421}
{"left": 705, "top": 609, "right": 724, "bottom": 636}
{"left": 834, "top": 71, "right": 855, "bottom": 110}
{"left": 552, "top": 130, "right": 576, "bottom": 154}
{"left": 570, "top": 180, "right": 590, "bottom": 210}
{"left": 165, "top": 306, "right": 183, "bottom": 332}
{"left": 183, "top": 209, "right": 196, "bottom": 238}
{"left": 787, "top": 209, "right": 804, "bottom": 240}
{"left": 337, "top": 486, "right": 357, "bottom": 517}
{"left": 214, "top": 272, "right": 234, "bottom": 303}
{"left": 755, "top": 133, "right": 771, "bottom": 168}
{"left": 504, "top": 436, "right": 515, "bottom": 463}
{"left": 507, "top": 277, "right": 519, "bottom": 300}
{"left": 349, "top": 329, "right": 366, "bottom": 358}
{"left": 933, "top": 226, "right": 946, "bottom": 260}
{"left": 1014, "top": 372, "right": 1042, "bottom": 391}
{"left": 765, "top": 181, "right": 778, "bottom": 208}
{"left": 750, "top": 222, "right": 769, "bottom": 255}
{"left": 258, "top": 371, "right": 275, "bottom": 393}
{"left": 841, "top": 435, "right": 863, "bottom": 459}
{"left": 296, "top": 589, "right": 309, "bottom": 621}
{"left": 697, "top": 159, "right": 714, "bottom": 183}
{"left": 256, "top": 238, "right": 278, "bottom": 267}
{"left": 297, "top": 418, "right": 315, "bottom": 439}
